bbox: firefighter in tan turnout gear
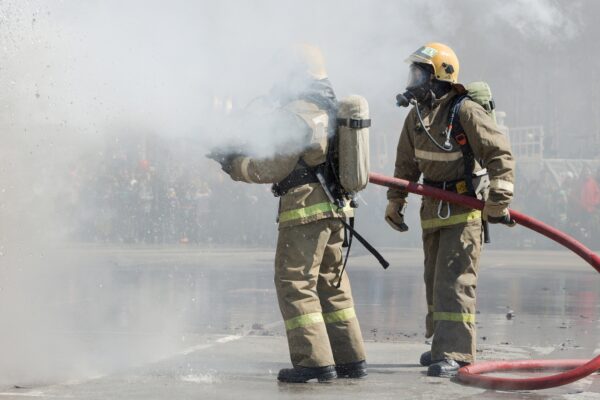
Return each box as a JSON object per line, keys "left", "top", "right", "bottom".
{"left": 212, "top": 44, "right": 367, "bottom": 382}
{"left": 386, "top": 42, "right": 515, "bottom": 376}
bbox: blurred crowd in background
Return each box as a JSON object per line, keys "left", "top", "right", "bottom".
{"left": 63, "top": 132, "right": 279, "bottom": 246}
{"left": 63, "top": 132, "right": 600, "bottom": 250}
{"left": 512, "top": 162, "right": 600, "bottom": 249}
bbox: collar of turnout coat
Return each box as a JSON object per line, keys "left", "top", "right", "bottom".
{"left": 419, "top": 87, "right": 459, "bottom": 111}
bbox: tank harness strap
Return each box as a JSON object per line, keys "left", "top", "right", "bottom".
{"left": 335, "top": 218, "right": 389, "bottom": 288}
{"left": 336, "top": 217, "right": 354, "bottom": 289}
{"left": 271, "top": 159, "right": 323, "bottom": 197}
{"left": 336, "top": 118, "right": 371, "bottom": 129}
{"left": 448, "top": 95, "right": 476, "bottom": 196}
{"left": 448, "top": 95, "right": 491, "bottom": 243}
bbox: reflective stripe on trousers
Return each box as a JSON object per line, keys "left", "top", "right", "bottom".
{"left": 421, "top": 210, "right": 481, "bottom": 229}
{"left": 278, "top": 202, "right": 353, "bottom": 224}
{"left": 284, "top": 307, "right": 357, "bottom": 331}
{"left": 433, "top": 311, "right": 475, "bottom": 324}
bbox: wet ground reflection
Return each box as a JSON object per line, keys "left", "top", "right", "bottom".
{"left": 55, "top": 248, "right": 600, "bottom": 354}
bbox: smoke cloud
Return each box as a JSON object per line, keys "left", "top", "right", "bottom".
{"left": 0, "top": 0, "right": 591, "bottom": 386}
{"left": 418, "top": 0, "right": 581, "bottom": 43}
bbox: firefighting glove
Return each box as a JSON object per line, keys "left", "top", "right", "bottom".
{"left": 219, "top": 154, "right": 239, "bottom": 174}
{"left": 483, "top": 202, "right": 516, "bottom": 227}
{"left": 385, "top": 200, "right": 409, "bottom": 232}
{"left": 207, "top": 151, "right": 241, "bottom": 175}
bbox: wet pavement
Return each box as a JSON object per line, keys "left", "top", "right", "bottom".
{"left": 0, "top": 247, "right": 598, "bottom": 398}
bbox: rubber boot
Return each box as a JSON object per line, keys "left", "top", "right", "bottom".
{"left": 419, "top": 351, "right": 432, "bottom": 367}
{"left": 277, "top": 365, "right": 337, "bottom": 383}
{"left": 427, "top": 359, "right": 468, "bottom": 377}
{"left": 335, "top": 360, "right": 367, "bottom": 378}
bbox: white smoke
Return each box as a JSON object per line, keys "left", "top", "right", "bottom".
{"left": 416, "top": 0, "right": 581, "bottom": 43}
{"left": 0, "top": 0, "right": 591, "bottom": 386}
{"left": 492, "top": 0, "right": 581, "bottom": 41}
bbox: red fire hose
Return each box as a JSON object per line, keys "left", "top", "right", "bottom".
{"left": 369, "top": 172, "right": 600, "bottom": 390}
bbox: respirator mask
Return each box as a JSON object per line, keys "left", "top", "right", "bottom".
{"left": 396, "top": 63, "right": 433, "bottom": 107}
{"left": 395, "top": 63, "right": 456, "bottom": 153}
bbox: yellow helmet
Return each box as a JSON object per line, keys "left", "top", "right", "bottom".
{"left": 275, "top": 43, "right": 327, "bottom": 80}
{"left": 292, "top": 43, "right": 327, "bottom": 80}
{"left": 406, "top": 42, "right": 459, "bottom": 84}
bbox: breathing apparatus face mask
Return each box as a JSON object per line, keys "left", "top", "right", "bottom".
{"left": 396, "top": 63, "right": 433, "bottom": 107}
{"left": 406, "top": 63, "right": 431, "bottom": 91}
{"left": 395, "top": 62, "right": 455, "bottom": 153}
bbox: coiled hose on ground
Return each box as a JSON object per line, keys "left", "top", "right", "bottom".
{"left": 369, "top": 172, "right": 600, "bottom": 391}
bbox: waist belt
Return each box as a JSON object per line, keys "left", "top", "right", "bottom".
{"left": 272, "top": 164, "right": 323, "bottom": 197}
{"left": 423, "top": 178, "right": 473, "bottom": 196}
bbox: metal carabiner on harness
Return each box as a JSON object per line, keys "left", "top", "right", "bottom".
{"left": 437, "top": 182, "right": 451, "bottom": 220}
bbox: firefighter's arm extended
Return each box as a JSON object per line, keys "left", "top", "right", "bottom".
{"left": 459, "top": 101, "right": 516, "bottom": 225}
{"left": 227, "top": 153, "right": 300, "bottom": 184}
{"left": 386, "top": 113, "right": 421, "bottom": 232}
{"left": 223, "top": 111, "right": 311, "bottom": 184}
{"left": 206, "top": 147, "right": 246, "bottom": 174}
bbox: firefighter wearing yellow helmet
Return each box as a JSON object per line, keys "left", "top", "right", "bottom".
{"left": 212, "top": 44, "right": 367, "bottom": 382}
{"left": 386, "top": 42, "right": 516, "bottom": 376}
{"left": 406, "top": 42, "right": 459, "bottom": 83}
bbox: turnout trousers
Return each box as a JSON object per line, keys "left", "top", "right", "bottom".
{"left": 422, "top": 216, "right": 482, "bottom": 364}
{"left": 274, "top": 218, "right": 366, "bottom": 367}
